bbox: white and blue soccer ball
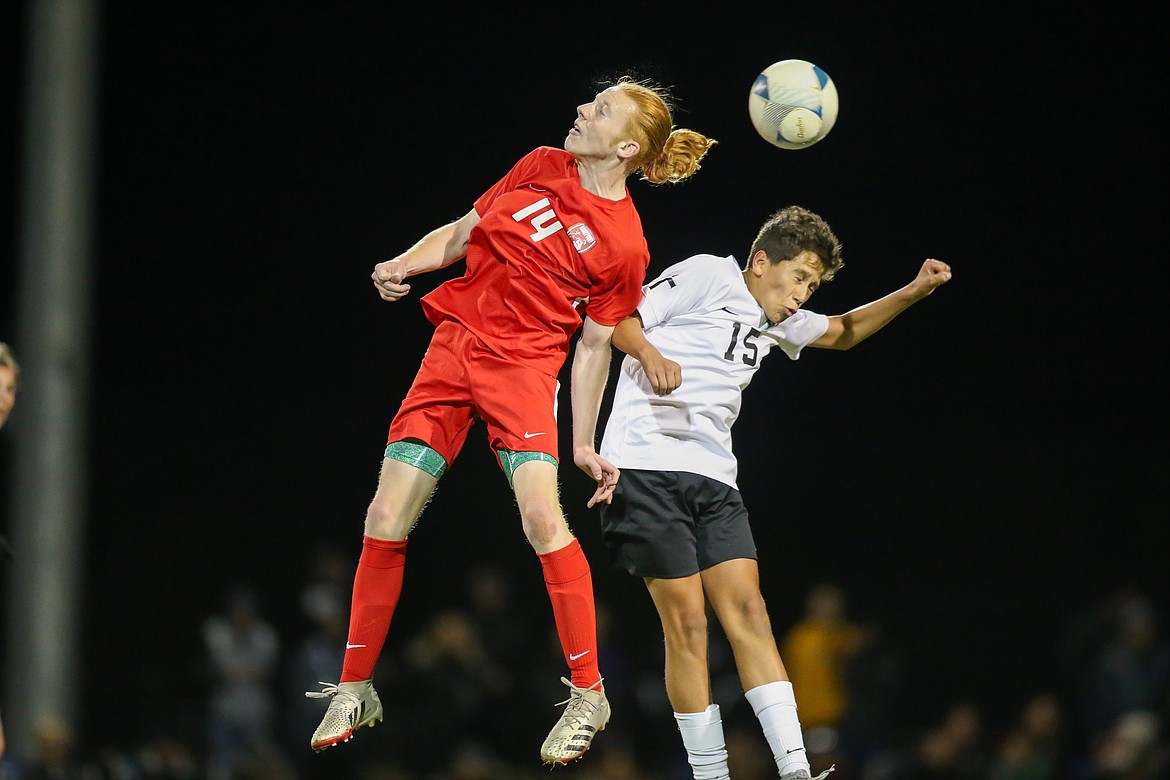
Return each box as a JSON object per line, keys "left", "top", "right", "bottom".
{"left": 748, "top": 59, "right": 839, "bottom": 149}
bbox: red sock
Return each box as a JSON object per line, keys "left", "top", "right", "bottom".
{"left": 538, "top": 539, "right": 601, "bottom": 689}
{"left": 340, "top": 536, "right": 407, "bottom": 683}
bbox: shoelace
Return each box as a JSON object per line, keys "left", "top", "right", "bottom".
{"left": 305, "top": 682, "right": 362, "bottom": 726}
{"left": 783, "top": 765, "right": 836, "bottom": 780}
{"left": 553, "top": 677, "right": 602, "bottom": 729}
{"left": 305, "top": 681, "right": 340, "bottom": 700}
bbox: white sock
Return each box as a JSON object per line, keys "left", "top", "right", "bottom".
{"left": 745, "top": 680, "right": 809, "bottom": 776}
{"left": 674, "top": 704, "right": 730, "bottom": 780}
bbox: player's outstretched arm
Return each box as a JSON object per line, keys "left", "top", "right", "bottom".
{"left": 612, "top": 314, "right": 681, "bottom": 395}
{"left": 812, "top": 258, "right": 952, "bottom": 350}
{"left": 371, "top": 208, "right": 481, "bottom": 302}
{"left": 571, "top": 316, "right": 620, "bottom": 507}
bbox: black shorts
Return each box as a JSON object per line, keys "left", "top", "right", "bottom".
{"left": 599, "top": 469, "right": 757, "bottom": 579}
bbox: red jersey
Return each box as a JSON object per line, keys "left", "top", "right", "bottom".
{"left": 420, "top": 146, "right": 649, "bottom": 377}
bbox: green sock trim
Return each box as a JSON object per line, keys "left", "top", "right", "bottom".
{"left": 498, "top": 449, "right": 558, "bottom": 488}
{"left": 385, "top": 441, "right": 448, "bottom": 479}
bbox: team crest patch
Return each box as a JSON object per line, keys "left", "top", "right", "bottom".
{"left": 567, "top": 223, "right": 596, "bottom": 253}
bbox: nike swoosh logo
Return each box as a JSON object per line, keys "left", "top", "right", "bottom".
{"left": 786, "top": 747, "right": 805, "bottom": 754}
{"left": 569, "top": 650, "right": 591, "bottom": 661}
{"left": 523, "top": 431, "right": 546, "bottom": 439}
{"left": 346, "top": 643, "right": 367, "bottom": 649}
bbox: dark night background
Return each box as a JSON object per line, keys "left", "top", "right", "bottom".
{"left": 2, "top": 1, "right": 1167, "bottom": 776}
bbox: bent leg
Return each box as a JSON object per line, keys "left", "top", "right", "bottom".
{"left": 702, "top": 559, "right": 814, "bottom": 777}
{"left": 646, "top": 574, "right": 713, "bottom": 713}
{"left": 511, "top": 457, "right": 573, "bottom": 553}
{"left": 701, "top": 558, "right": 787, "bottom": 689}
{"left": 513, "top": 460, "right": 611, "bottom": 763}
{"left": 342, "top": 455, "right": 441, "bottom": 683}
{"left": 513, "top": 459, "right": 600, "bottom": 688}
{"left": 648, "top": 575, "right": 731, "bottom": 779}
{"left": 365, "top": 450, "right": 443, "bottom": 541}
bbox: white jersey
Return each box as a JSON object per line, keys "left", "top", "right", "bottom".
{"left": 600, "top": 254, "right": 829, "bottom": 488}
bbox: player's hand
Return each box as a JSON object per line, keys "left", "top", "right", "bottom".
{"left": 574, "top": 450, "right": 620, "bottom": 508}
{"left": 914, "top": 258, "right": 953, "bottom": 296}
{"left": 372, "top": 259, "right": 412, "bottom": 301}
{"left": 639, "top": 348, "right": 682, "bottom": 396}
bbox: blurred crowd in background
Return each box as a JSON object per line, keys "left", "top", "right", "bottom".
{"left": 0, "top": 548, "right": 1166, "bottom": 780}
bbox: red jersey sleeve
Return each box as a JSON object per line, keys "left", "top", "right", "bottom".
{"left": 578, "top": 210, "right": 649, "bottom": 327}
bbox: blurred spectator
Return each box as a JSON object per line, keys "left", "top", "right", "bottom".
{"left": 0, "top": 341, "right": 18, "bottom": 768}
{"left": 132, "top": 736, "right": 200, "bottom": 780}
{"left": 1085, "top": 709, "right": 1169, "bottom": 779}
{"left": 1079, "top": 592, "right": 1170, "bottom": 743}
{"left": 990, "top": 730, "right": 1048, "bottom": 780}
{"left": 723, "top": 725, "right": 774, "bottom": 780}
{"left": 0, "top": 341, "right": 17, "bottom": 433}
{"left": 459, "top": 562, "right": 533, "bottom": 766}
{"left": 464, "top": 563, "right": 532, "bottom": 669}
{"left": 836, "top": 615, "right": 908, "bottom": 779}
{"left": 903, "top": 701, "right": 988, "bottom": 780}
{"left": 427, "top": 740, "right": 519, "bottom": 780}
{"left": 201, "top": 584, "right": 291, "bottom": 780}
{"left": 18, "top": 714, "right": 104, "bottom": 780}
{"left": 987, "top": 693, "right": 1066, "bottom": 780}
{"left": 575, "top": 738, "right": 660, "bottom": 780}
{"left": 1058, "top": 588, "right": 1143, "bottom": 680}
{"left": 397, "top": 607, "right": 512, "bottom": 774}
{"left": 779, "top": 583, "right": 862, "bottom": 755}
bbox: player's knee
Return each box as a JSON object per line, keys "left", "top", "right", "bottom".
{"left": 664, "top": 608, "right": 709, "bottom": 652}
{"left": 519, "top": 505, "right": 566, "bottom": 548}
{"left": 522, "top": 519, "right": 564, "bottom": 549}
{"left": 364, "top": 498, "right": 412, "bottom": 539}
{"left": 679, "top": 613, "right": 710, "bottom": 652}
{"left": 724, "top": 594, "right": 773, "bottom": 637}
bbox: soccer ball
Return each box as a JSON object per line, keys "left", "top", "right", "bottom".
{"left": 748, "top": 59, "right": 839, "bottom": 149}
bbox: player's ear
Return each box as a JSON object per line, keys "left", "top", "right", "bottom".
{"left": 616, "top": 139, "right": 640, "bottom": 161}
{"left": 750, "top": 250, "right": 770, "bottom": 276}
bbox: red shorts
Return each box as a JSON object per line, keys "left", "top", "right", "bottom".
{"left": 387, "top": 318, "right": 561, "bottom": 468}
